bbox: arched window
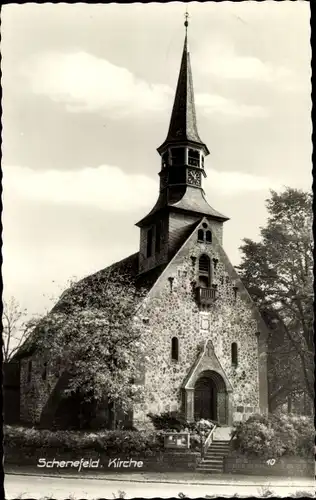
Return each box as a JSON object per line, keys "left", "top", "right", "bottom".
{"left": 27, "top": 360, "right": 32, "bottom": 383}
{"left": 197, "top": 229, "right": 204, "bottom": 242}
{"left": 231, "top": 343, "right": 238, "bottom": 367}
{"left": 198, "top": 254, "right": 211, "bottom": 288}
{"left": 171, "top": 337, "right": 179, "bottom": 361}
{"left": 206, "top": 230, "right": 212, "bottom": 243}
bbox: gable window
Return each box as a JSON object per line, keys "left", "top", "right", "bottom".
{"left": 27, "top": 360, "right": 32, "bottom": 383}
{"left": 171, "top": 337, "right": 179, "bottom": 361}
{"left": 231, "top": 343, "right": 238, "bottom": 367}
{"left": 147, "top": 228, "right": 153, "bottom": 258}
{"left": 206, "top": 230, "right": 212, "bottom": 243}
{"left": 198, "top": 254, "right": 211, "bottom": 288}
{"left": 155, "top": 222, "right": 161, "bottom": 254}
{"left": 197, "top": 229, "right": 204, "bottom": 242}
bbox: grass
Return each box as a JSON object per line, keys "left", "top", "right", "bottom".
{"left": 112, "top": 490, "right": 126, "bottom": 499}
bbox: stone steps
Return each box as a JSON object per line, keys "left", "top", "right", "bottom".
{"left": 196, "top": 439, "right": 231, "bottom": 474}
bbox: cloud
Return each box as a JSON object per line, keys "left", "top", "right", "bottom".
{"left": 3, "top": 164, "right": 158, "bottom": 212}
{"left": 19, "top": 50, "right": 267, "bottom": 119}
{"left": 196, "top": 93, "right": 268, "bottom": 118}
{"left": 196, "top": 42, "right": 294, "bottom": 85}
{"left": 20, "top": 51, "right": 172, "bottom": 117}
{"left": 4, "top": 164, "right": 282, "bottom": 215}
{"left": 206, "top": 168, "right": 281, "bottom": 195}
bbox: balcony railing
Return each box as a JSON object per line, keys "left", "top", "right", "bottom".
{"left": 196, "top": 286, "right": 218, "bottom": 305}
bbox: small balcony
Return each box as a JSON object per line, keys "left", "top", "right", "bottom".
{"left": 196, "top": 286, "right": 218, "bottom": 305}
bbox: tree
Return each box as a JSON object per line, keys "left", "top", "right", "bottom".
{"left": 35, "top": 265, "right": 149, "bottom": 417}
{"left": 238, "top": 188, "right": 313, "bottom": 413}
{"left": 2, "top": 297, "right": 39, "bottom": 362}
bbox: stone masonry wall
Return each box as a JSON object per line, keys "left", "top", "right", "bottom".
{"left": 134, "top": 218, "right": 263, "bottom": 426}
{"left": 20, "top": 355, "right": 60, "bottom": 425}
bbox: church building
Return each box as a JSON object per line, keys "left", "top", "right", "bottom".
{"left": 16, "top": 20, "right": 269, "bottom": 431}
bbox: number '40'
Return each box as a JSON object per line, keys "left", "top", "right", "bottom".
{"left": 266, "top": 459, "right": 276, "bottom": 466}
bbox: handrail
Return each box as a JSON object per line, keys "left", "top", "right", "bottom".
{"left": 202, "top": 424, "right": 217, "bottom": 457}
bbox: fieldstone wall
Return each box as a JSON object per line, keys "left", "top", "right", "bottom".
{"left": 134, "top": 217, "right": 267, "bottom": 427}
{"left": 19, "top": 217, "right": 267, "bottom": 429}
{"left": 20, "top": 356, "right": 60, "bottom": 425}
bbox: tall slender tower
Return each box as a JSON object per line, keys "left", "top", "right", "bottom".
{"left": 137, "top": 16, "right": 229, "bottom": 275}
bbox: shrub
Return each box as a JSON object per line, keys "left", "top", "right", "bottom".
{"left": 232, "top": 413, "right": 314, "bottom": 459}
{"left": 147, "top": 411, "right": 195, "bottom": 432}
{"left": 147, "top": 411, "right": 217, "bottom": 434}
{"left": 4, "top": 425, "right": 164, "bottom": 455}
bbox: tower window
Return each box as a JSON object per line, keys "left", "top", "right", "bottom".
{"left": 27, "top": 360, "right": 32, "bottom": 383}
{"left": 155, "top": 222, "right": 161, "bottom": 253}
{"left": 188, "top": 149, "right": 200, "bottom": 167}
{"left": 147, "top": 228, "right": 153, "bottom": 258}
{"left": 170, "top": 148, "right": 185, "bottom": 166}
{"left": 198, "top": 254, "right": 211, "bottom": 288}
{"left": 171, "top": 337, "right": 179, "bottom": 361}
{"left": 206, "top": 230, "right": 212, "bottom": 243}
{"left": 231, "top": 343, "right": 238, "bottom": 367}
{"left": 197, "top": 229, "right": 204, "bottom": 242}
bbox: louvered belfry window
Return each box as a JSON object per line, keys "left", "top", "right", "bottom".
{"left": 199, "top": 255, "right": 210, "bottom": 273}
{"left": 198, "top": 254, "right": 211, "bottom": 288}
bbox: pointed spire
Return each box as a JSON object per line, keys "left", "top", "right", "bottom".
{"left": 158, "top": 12, "right": 209, "bottom": 155}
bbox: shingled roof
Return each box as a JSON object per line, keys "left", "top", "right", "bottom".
{"left": 157, "top": 33, "right": 209, "bottom": 155}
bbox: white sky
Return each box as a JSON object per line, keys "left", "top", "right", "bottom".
{"left": 1, "top": 2, "right": 312, "bottom": 317}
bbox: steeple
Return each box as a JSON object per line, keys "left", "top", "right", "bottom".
{"left": 157, "top": 13, "right": 209, "bottom": 155}
{"left": 136, "top": 15, "right": 229, "bottom": 276}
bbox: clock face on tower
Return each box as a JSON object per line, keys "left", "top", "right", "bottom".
{"left": 187, "top": 169, "right": 202, "bottom": 187}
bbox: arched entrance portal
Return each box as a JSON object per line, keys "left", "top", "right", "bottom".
{"left": 194, "top": 376, "right": 217, "bottom": 420}
{"left": 194, "top": 370, "right": 228, "bottom": 424}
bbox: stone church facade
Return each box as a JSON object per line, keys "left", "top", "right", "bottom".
{"left": 16, "top": 24, "right": 269, "bottom": 430}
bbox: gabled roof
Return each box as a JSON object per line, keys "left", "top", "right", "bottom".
{"left": 11, "top": 253, "right": 169, "bottom": 362}
{"left": 12, "top": 216, "right": 268, "bottom": 363}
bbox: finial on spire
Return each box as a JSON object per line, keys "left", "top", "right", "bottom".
{"left": 184, "top": 7, "right": 189, "bottom": 33}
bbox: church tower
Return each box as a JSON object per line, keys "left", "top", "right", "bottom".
{"left": 137, "top": 17, "right": 229, "bottom": 275}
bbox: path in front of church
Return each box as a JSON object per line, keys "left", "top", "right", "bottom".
{"left": 5, "top": 472, "right": 315, "bottom": 498}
